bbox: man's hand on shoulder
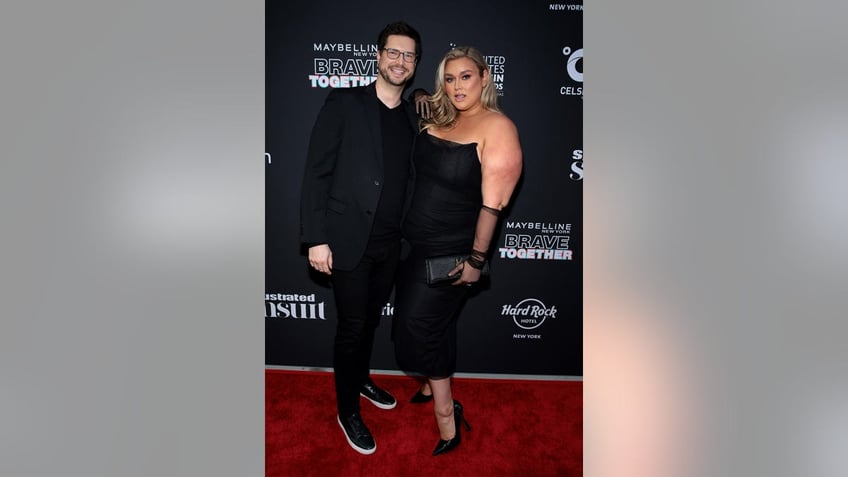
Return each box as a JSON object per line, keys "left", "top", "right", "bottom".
{"left": 411, "top": 88, "right": 431, "bottom": 119}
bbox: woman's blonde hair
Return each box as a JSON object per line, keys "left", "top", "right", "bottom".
{"left": 422, "top": 46, "right": 500, "bottom": 131}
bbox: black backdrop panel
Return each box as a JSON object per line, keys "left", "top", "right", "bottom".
{"left": 266, "top": 1, "right": 583, "bottom": 376}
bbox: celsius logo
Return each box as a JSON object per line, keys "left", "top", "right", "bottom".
{"left": 560, "top": 46, "right": 583, "bottom": 96}
{"left": 564, "top": 46, "right": 583, "bottom": 82}
{"left": 501, "top": 298, "right": 558, "bottom": 330}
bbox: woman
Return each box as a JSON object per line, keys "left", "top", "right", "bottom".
{"left": 393, "top": 46, "right": 523, "bottom": 456}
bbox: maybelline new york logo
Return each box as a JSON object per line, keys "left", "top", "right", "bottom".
{"left": 266, "top": 292, "right": 326, "bottom": 320}
{"left": 309, "top": 42, "right": 378, "bottom": 88}
{"left": 502, "top": 298, "right": 558, "bottom": 338}
{"left": 560, "top": 46, "right": 583, "bottom": 96}
{"left": 499, "top": 221, "right": 573, "bottom": 261}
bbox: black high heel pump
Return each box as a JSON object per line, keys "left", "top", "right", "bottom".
{"left": 410, "top": 388, "right": 433, "bottom": 403}
{"left": 432, "top": 400, "right": 471, "bottom": 456}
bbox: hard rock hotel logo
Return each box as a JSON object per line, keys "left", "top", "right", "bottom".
{"left": 309, "top": 42, "right": 378, "bottom": 88}
{"left": 265, "top": 292, "right": 326, "bottom": 320}
{"left": 501, "top": 298, "right": 558, "bottom": 338}
{"left": 499, "top": 221, "right": 574, "bottom": 261}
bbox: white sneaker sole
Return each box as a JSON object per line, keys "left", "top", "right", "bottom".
{"left": 337, "top": 415, "right": 376, "bottom": 455}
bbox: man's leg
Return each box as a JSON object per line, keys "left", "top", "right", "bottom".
{"left": 356, "top": 241, "right": 400, "bottom": 409}
{"left": 331, "top": 259, "right": 374, "bottom": 416}
{"left": 331, "top": 257, "right": 378, "bottom": 454}
{"left": 356, "top": 241, "right": 401, "bottom": 385}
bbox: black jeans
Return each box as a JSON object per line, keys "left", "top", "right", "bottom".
{"left": 331, "top": 240, "right": 401, "bottom": 415}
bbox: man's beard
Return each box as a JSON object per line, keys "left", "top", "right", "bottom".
{"left": 379, "top": 64, "right": 409, "bottom": 87}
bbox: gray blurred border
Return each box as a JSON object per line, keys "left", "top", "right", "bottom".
{"left": 0, "top": 1, "right": 264, "bottom": 475}
{"left": 585, "top": 1, "right": 848, "bottom": 476}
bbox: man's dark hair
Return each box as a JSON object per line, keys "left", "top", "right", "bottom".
{"left": 377, "top": 21, "right": 422, "bottom": 59}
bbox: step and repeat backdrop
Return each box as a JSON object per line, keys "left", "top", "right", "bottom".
{"left": 266, "top": 1, "right": 583, "bottom": 376}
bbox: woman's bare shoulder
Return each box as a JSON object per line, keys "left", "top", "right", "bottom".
{"left": 482, "top": 111, "right": 518, "bottom": 137}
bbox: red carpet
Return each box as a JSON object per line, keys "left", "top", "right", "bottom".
{"left": 266, "top": 369, "right": 582, "bottom": 476}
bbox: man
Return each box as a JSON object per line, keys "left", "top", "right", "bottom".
{"left": 299, "top": 21, "right": 423, "bottom": 455}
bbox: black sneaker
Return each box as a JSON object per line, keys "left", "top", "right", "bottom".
{"left": 337, "top": 412, "right": 376, "bottom": 455}
{"left": 360, "top": 381, "right": 397, "bottom": 410}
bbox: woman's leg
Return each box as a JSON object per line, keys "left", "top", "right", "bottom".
{"left": 420, "top": 378, "right": 432, "bottom": 396}
{"left": 428, "top": 376, "right": 454, "bottom": 439}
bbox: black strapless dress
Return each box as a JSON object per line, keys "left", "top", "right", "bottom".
{"left": 393, "top": 131, "right": 482, "bottom": 378}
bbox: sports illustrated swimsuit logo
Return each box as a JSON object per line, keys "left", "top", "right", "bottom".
{"left": 265, "top": 293, "right": 326, "bottom": 320}
{"left": 499, "top": 221, "right": 574, "bottom": 261}
{"left": 486, "top": 54, "right": 507, "bottom": 97}
{"left": 570, "top": 149, "right": 583, "bottom": 181}
{"left": 502, "top": 298, "right": 558, "bottom": 332}
{"left": 560, "top": 46, "right": 583, "bottom": 96}
{"left": 309, "top": 42, "right": 377, "bottom": 88}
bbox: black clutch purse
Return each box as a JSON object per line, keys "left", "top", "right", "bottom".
{"left": 424, "top": 254, "right": 490, "bottom": 286}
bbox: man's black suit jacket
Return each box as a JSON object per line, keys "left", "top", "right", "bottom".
{"left": 300, "top": 82, "right": 419, "bottom": 271}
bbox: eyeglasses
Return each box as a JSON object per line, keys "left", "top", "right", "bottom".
{"left": 382, "top": 47, "right": 417, "bottom": 63}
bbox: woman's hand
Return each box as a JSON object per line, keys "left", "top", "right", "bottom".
{"left": 451, "top": 260, "right": 482, "bottom": 287}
